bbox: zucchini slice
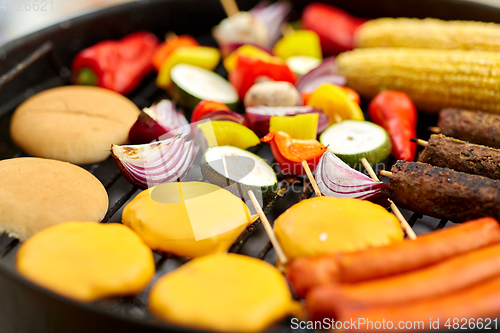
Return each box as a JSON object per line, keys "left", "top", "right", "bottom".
{"left": 169, "top": 64, "right": 239, "bottom": 111}
{"left": 320, "top": 120, "right": 392, "bottom": 167}
{"left": 201, "top": 146, "right": 278, "bottom": 200}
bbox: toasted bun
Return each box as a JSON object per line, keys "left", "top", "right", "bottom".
{"left": 10, "top": 86, "right": 140, "bottom": 164}
{"left": 0, "top": 157, "right": 108, "bottom": 241}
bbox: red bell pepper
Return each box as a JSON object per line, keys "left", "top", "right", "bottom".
{"left": 229, "top": 55, "right": 296, "bottom": 100}
{"left": 368, "top": 91, "right": 418, "bottom": 161}
{"left": 261, "top": 131, "right": 326, "bottom": 175}
{"left": 72, "top": 31, "right": 159, "bottom": 95}
{"left": 301, "top": 3, "right": 367, "bottom": 55}
{"left": 152, "top": 35, "right": 199, "bottom": 72}
{"left": 191, "top": 100, "right": 230, "bottom": 123}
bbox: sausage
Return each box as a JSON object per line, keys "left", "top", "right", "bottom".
{"left": 307, "top": 274, "right": 500, "bottom": 332}
{"left": 286, "top": 217, "right": 500, "bottom": 298}
{"left": 418, "top": 134, "right": 500, "bottom": 179}
{"left": 389, "top": 161, "right": 500, "bottom": 222}
{"left": 438, "top": 108, "right": 500, "bottom": 148}
{"left": 312, "top": 243, "right": 500, "bottom": 309}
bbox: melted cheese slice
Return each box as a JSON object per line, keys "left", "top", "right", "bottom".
{"left": 274, "top": 197, "right": 404, "bottom": 261}
{"left": 16, "top": 222, "right": 154, "bottom": 302}
{"left": 149, "top": 253, "right": 300, "bottom": 332}
{"left": 122, "top": 182, "right": 252, "bottom": 258}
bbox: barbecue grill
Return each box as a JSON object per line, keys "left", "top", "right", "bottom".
{"left": 1, "top": 0, "right": 500, "bottom": 332}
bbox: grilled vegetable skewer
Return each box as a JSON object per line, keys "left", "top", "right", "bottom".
{"left": 380, "top": 161, "right": 500, "bottom": 223}
{"left": 415, "top": 135, "right": 500, "bottom": 180}
{"left": 436, "top": 108, "right": 500, "bottom": 148}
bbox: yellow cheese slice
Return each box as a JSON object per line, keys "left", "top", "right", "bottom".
{"left": 149, "top": 253, "right": 300, "bottom": 332}
{"left": 274, "top": 197, "right": 404, "bottom": 261}
{"left": 122, "top": 182, "right": 253, "bottom": 258}
{"left": 16, "top": 222, "right": 154, "bottom": 303}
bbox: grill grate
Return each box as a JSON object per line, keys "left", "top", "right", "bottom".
{"left": 0, "top": 38, "right": 452, "bottom": 332}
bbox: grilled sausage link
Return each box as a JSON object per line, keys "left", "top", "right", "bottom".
{"left": 389, "top": 161, "right": 500, "bottom": 222}
{"left": 438, "top": 108, "right": 500, "bottom": 148}
{"left": 418, "top": 134, "right": 500, "bottom": 179}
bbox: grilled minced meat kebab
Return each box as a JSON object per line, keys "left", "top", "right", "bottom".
{"left": 438, "top": 108, "right": 500, "bottom": 149}
{"left": 387, "top": 161, "right": 500, "bottom": 223}
{"left": 418, "top": 134, "right": 500, "bottom": 180}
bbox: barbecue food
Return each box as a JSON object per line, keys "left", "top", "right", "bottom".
{"left": 356, "top": 17, "right": 500, "bottom": 52}
{"left": 438, "top": 108, "right": 500, "bottom": 148}
{"left": 418, "top": 134, "right": 500, "bottom": 179}
{"left": 336, "top": 48, "right": 500, "bottom": 114}
{"left": 10, "top": 86, "right": 140, "bottom": 164}
{"left": 307, "top": 274, "right": 500, "bottom": 331}
{"left": 309, "top": 243, "right": 500, "bottom": 309}
{"left": 149, "top": 253, "right": 299, "bottom": 333}
{"left": 244, "top": 81, "right": 300, "bottom": 108}
{"left": 273, "top": 197, "right": 404, "bottom": 262}
{"left": 0, "top": 157, "right": 108, "bottom": 241}
{"left": 388, "top": 161, "right": 500, "bottom": 222}
{"left": 17, "top": 222, "right": 154, "bottom": 302}
{"left": 286, "top": 217, "right": 500, "bottom": 298}
{"left": 122, "top": 182, "right": 254, "bottom": 258}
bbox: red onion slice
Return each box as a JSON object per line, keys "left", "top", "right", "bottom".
{"left": 315, "top": 151, "right": 390, "bottom": 199}
{"left": 251, "top": 1, "right": 291, "bottom": 47}
{"left": 111, "top": 135, "right": 199, "bottom": 189}
{"left": 295, "top": 57, "right": 347, "bottom": 93}
{"left": 246, "top": 106, "right": 329, "bottom": 137}
{"left": 129, "top": 100, "right": 190, "bottom": 144}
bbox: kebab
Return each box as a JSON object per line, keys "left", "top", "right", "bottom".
{"left": 379, "top": 161, "right": 500, "bottom": 223}
{"left": 414, "top": 134, "right": 500, "bottom": 180}
{"left": 430, "top": 108, "right": 500, "bottom": 148}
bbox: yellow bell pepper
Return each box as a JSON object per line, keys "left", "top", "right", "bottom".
{"left": 122, "top": 182, "right": 253, "bottom": 258}
{"left": 223, "top": 44, "right": 275, "bottom": 73}
{"left": 17, "top": 222, "right": 155, "bottom": 303}
{"left": 274, "top": 197, "right": 404, "bottom": 262}
{"left": 306, "top": 83, "right": 364, "bottom": 125}
{"left": 198, "top": 120, "right": 260, "bottom": 149}
{"left": 156, "top": 46, "right": 221, "bottom": 89}
{"left": 269, "top": 113, "right": 319, "bottom": 140}
{"left": 149, "top": 253, "right": 301, "bottom": 333}
{"left": 273, "top": 30, "right": 322, "bottom": 60}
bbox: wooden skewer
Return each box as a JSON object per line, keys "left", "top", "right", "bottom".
{"left": 248, "top": 190, "right": 288, "bottom": 264}
{"left": 219, "top": 0, "right": 239, "bottom": 17}
{"left": 410, "top": 138, "right": 428, "bottom": 147}
{"left": 302, "top": 160, "right": 322, "bottom": 197}
{"left": 428, "top": 126, "right": 441, "bottom": 134}
{"left": 334, "top": 114, "right": 343, "bottom": 123}
{"left": 361, "top": 158, "right": 417, "bottom": 240}
{"left": 379, "top": 170, "right": 393, "bottom": 178}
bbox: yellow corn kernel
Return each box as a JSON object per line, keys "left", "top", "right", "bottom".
{"left": 336, "top": 48, "right": 500, "bottom": 114}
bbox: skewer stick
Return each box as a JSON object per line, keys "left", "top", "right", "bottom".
{"left": 334, "top": 114, "right": 343, "bottom": 123}
{"left": 379, "top": 170, "right": 393, "bottom": 178}
{"left": 410, "top": 138, "right": 428, "bottom": 147}
{"left": 302, "top": 160, "right": 322, "bottom": 197}
{"left": 428, "top": 126, "right": 441, "bottom": 134}
{"left": 361, "top": 158, "right": 417, "bottom": 240}
{"left": 248, "top": 190, "right": 288, "bottom": 264}
{"left": 219, "top": 0, "right": 239, "bottom": 17}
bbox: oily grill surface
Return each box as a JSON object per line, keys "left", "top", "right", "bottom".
{"left": 1, "top": 1, "right": 500, "bottom": 332}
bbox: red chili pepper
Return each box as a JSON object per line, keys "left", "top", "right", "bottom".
{"left": 368, "top": 91, "right": 418, "bottom": 161}
{"left": 72, "top": 31, "right": 159, "bottom": 95}
{"left": 191, "top": 100, "right": 230, "bottom": 123}
{"left": 261, "top": 131, "right": 326, "bottom": 175}
{"left": 301, "top": 3, "right": 367, "bottom": 55}
{"left": 229, "top": 55, "right": 296, "bottom": 100}
{"left": 152, "top": 35, "right": 199, "bottom": 72}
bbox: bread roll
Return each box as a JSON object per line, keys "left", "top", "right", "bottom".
{"left": 10, "top": 86, "right": 140, "bottom": 164}
{"left": 0, "top": 157, "right": 108, "bottom": 241}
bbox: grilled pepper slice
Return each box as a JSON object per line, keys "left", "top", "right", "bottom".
{"left": 152, "top": 34, "right": 199, "bottom": 72}
{"left": 72, "top": 31, "right": 159, "bottom": 95}
{"left": 273, "top": 30, "right": 322, "bottom": 60}
{"left": 261, "top": 131, "right": 326, "bottom": 175}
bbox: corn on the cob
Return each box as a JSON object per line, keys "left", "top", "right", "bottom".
{"left": 356, "top": 18, "right": 500, "bottom": 52}
{"left": 336, "top": 48, "right": 500, "bottom": 114}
